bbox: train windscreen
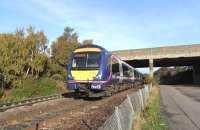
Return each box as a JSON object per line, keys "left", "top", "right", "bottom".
{"left": 72, "top": 52, "right": 100, "bottom": 70}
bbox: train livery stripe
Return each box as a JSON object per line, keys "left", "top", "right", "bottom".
{"left": 68, "top": 79, "right": 110, "bottom": 84}
{"left": 71, "top": 70, "right": 99, "bottom": 80}
{"left": 73, "top": 48, "right": 101, "bottom": 53}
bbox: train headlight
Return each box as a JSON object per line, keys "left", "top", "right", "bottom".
{"left": 91, "top": 84, "right": 101, "bottom": 89}
{"left": 67, "top": 74, "right": 73, "bottom": 80}
{"left": 95, "top": 72, "right": 102, "bottom": 80}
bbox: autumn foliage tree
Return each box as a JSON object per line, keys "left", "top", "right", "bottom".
{"left": 0, "top": 26, "right": 48, "bottom": 88}
{"left": 50, "top": 27, "right": 79, "bottom": 79}
{"left": 51, "top": 27, "right": 79, "bottom": 67}
{"left": 0, "top": 26, "right": 80, "bottom": 89}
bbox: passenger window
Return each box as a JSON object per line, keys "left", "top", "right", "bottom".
{"left": 112, "top": 57, "right": 119, "bottom": 74}
{"left": 122, "top": 64, "right": 130, "bottom": 77}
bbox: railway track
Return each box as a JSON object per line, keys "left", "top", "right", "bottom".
{"left": 0, "top": 93, "right": 64, "bottom": 112}
{"left": 0, "top": 87, "right": 139, "bottom": 130}
{"left": 0, "top": 83, "right": 143, "bottom": 112}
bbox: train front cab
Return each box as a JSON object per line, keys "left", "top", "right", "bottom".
{"left": 67, "top": 46, "right": 111, "bottom": 97}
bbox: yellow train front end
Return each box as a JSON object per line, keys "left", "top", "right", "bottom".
{"left": 67, "top": 45, "right": 105, "bottom": 97}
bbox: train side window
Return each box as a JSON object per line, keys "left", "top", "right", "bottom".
{"left": 134, "top": 70, "right": 138, "bottom": 78}
{"left": 122, "top": 64, "right": 130, "bottom": 77}
{"left": 130, "top": 69, "right": 134, "bottom": 77}
{"left": 112, "top": 57, "right": 119, "bottom": 75}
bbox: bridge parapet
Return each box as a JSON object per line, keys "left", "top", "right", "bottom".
{"left": 112, "top": 44, "right": 200, "bottom": 60}
{"left": 112, "top": 44, "right": 200, "bottom": 84}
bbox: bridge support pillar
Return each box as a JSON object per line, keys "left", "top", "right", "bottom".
{"left": 149, "top": 59, "right": 154, "bottom": 78}
{"left": 149, "top": 59, "right": 154, "bottom": 87}
{"left": 193, "top": 66, "right": 200, "bottom": 84}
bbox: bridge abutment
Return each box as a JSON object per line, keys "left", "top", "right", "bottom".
{"left": 193, "top": 66, "right": 200, "bottom": 84}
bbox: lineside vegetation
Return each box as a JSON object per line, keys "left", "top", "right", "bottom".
{"left": 141, "top": 85, "right": 168, "bottom": 130}
{"left": 0, "top": 26, "right": 81, "bottom": 103}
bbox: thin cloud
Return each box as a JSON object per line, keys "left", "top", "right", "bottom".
{"left": 1, "top": 0, "right": 200, "bottom": 50}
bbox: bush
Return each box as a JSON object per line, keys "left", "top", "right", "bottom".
{"left": 0, "top": 89, "right": 4, "bottom": 98}
{"left": 51, "top": 74, "right": 64, "bottom": 81}
{"left": 154, "top": 67, "right": 193, "bottom": 85}
{"left": 144, "top": 75, "right": 158, "bottom": 86}
{"left": 142, "top": 87, "right": 168, "bottom": 130}
{"left": 0, "top": 78, "right": 64, "bottom": 104}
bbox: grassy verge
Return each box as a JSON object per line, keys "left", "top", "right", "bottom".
{"left": 141, "top": 86, "right": 168, "bottom": 130}
{"left": 0, "top": 78, "right": 66, "bottom": 104}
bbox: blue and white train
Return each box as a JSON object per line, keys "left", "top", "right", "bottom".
{"left": 67, "top": 44, "right": 143, "bottom": 97}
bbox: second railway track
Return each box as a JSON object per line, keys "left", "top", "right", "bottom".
{"left": 0, "top": 84, "right": 142, "bottom": 112}
{"left": 0, "top": 93, "right": 65, "bottom": 112}
{"left": 0, "top": 88, "right": 139, "bottom": 130}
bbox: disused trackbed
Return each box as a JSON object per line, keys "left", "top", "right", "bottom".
{"left": 0, "top": 82, "right": 142, "bottom": 112}
{"left": 0, "top": 87, "right": 139, "bottom": 130}
{"left": 0, "top": 93, "right": 65, "bottom": 112}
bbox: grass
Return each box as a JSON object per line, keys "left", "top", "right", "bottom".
{"left": 141, "top": 86, "right": 168, "bottom": 130}
{"left": 0, "top": 78, "right": 66, "bottom": 104}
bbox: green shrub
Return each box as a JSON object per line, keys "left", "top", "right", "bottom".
{"left": 144, "top": 75, "right": 158, "bottom": 86}
{"left": 142, "top": 88, "right": 168, "bottom": 130}
{"left": 51, "top": 74, "right": 64, "bottom": 81}
{"left": 0, "top": 89, "right": 4, "bottom": 98}
{"left": 0, "top": 78, "right": 64, "bottom": 104}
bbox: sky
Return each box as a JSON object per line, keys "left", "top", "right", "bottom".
{"left": 1, "top": 0, "right": 200, "bottom": 51}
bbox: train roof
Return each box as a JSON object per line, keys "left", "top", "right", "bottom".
{"left": 74, "top": 44, "right": 108, "bottom": 53}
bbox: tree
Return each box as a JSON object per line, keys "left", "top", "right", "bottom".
{"left": 83, "top": 39, "right": 93, "bottom": 45}
{"left": 0, "top": 26, "right": 48, "bottom": 87}
{"left": 51, "top": 27, "right": 79, "bottom": 67}
{"left": 24, "top": 26, "right": 48, "bottom": 78}
{"left": 0, "top": 26, "right": 80, "bottom": 88}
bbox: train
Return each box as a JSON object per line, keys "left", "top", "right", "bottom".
{"left": 67, "top": 44, "right": 143, "bottom": 97}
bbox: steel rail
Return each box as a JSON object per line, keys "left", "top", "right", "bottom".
{"left": 0, "top": 94, "right": 64, "bottom": 112}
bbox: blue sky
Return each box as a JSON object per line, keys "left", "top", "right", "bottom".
{"left": 1, "top": 0, "right": 200, "bottom": 51}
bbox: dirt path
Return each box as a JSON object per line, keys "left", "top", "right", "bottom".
{"left": 0, "top": 88, "right": 137, "bottom": 130}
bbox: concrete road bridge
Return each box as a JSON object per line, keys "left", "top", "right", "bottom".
{"left": 112, "top": 44, "right": 200, "bottom": 83}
